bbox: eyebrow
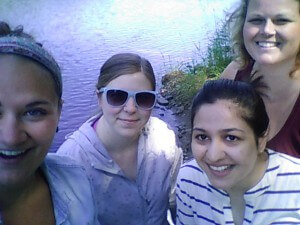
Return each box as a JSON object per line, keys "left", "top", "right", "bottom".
{"left": 193, "top": 127, "right": 245, "bottom": 133}
{"left": 193, "top": 128, "right": 206, "bottom": 132}
{"left": 247, "top": 13, "right": 263, "bottom": 17}
{"left": 248, "top": 13, "right": 294, "bottom": 18}
{"left": 0, "top": 100, "right": 51, "bottom": 107}
{"left": 275, "top": 13, "right": 295, "bottom": 19}
{"left": 25, "top": 100, "right": 52, "bottom": 108}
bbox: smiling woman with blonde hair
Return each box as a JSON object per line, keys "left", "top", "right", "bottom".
{"left": 222, "top": 0, "right": 300, "bottom": 157}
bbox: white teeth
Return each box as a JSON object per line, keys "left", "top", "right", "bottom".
{"left": 257, "top": 41, "right": 278, "bottom": 48}
{"left": 209, "top": 165, "right": 231, "bottom": 172}
{"left": 0, "top": 150, "right": 26, "bottom": 156}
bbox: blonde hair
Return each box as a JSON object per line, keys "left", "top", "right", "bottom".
{"left": 227, "top": 0, "right": 300, "bottom": 76}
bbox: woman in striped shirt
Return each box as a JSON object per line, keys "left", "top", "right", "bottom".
{"left": 176, "top": 79, "right": 300, "bottom": 225}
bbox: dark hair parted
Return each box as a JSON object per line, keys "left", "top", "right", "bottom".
{"left": 191, "top": 79, "right": 269, "bottom": 141}
{"left": 96, "top": 53, "right": 156, "bottom": 91}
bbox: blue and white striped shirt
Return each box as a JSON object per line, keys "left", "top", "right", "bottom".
{"left": 176, "top": 149, "right": 300, "bottom": 225}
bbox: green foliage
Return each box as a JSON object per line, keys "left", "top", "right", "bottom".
{"left": 177, "top": 72, "right": 206, "bottom": 104}
{"left": 204, "top": 24, "right": 233, "bottom": 77}
{"left": 185, "top": 23, "right": 233, "bottom": 78}
{"left": 163, "top": 22, "right": 233, "bottom": 107}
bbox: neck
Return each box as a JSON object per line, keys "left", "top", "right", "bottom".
{"left": 227, "top": 151, "right": 268, "bottom": 196}
{"left": 0, "top": 170, "right": 41, "bottom": 210}
{"left": 256, "top": 61, "right": 300, "bottom": 101}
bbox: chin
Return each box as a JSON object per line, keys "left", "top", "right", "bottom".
{"left": 253, "top": 51, "right": 289, "bottom": 65}
{"left": 255, "top": 57, "right": 281, "bottom": 66}
{"left": 119, "top": 129, "right": 140, "bottom": 138}
{"left": 209, "top": 181, "right": 231, "bottom": 192}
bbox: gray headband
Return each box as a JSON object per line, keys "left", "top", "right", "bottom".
{"left": 0, "top": 36, "right": 62, "bottom": 97}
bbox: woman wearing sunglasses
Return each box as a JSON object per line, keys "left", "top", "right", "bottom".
{"left": 57, "top": 53, "right": 183, "bottom": 225}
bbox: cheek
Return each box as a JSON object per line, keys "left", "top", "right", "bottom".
{"left": 243, "top": 24, "right": 257, "bottom": 42}
{"left": 139, "top": 110, "right": 151, "bottom": 119}
{"left": 31, "top": 117, "right": 59, "bottom": 146}
{"left": 232, "top": 144, "right": 258, "bottom": 165}
{"left": 287, "top": 26, "right": 300, "bottom": 48}
{"left": 106, "top": 107, "right": 122, "bottom": 115}
{"left": 100, "top": 100, "right": 122, "bottom": 115}
{"left": 31, "top": 125, "right": 56, "bottom": 149}
{"left": 191, "top": 140, "right": 205, "bottom": 162}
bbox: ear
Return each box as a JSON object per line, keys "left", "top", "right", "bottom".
{"left": 257, "top": 127, "right": 269, "bottom": 153}
{"left": 97, "top": 93, "right": 102, "bottom": 106}
{"left": 58, "top": 99, "right": 63, "bottom": 115}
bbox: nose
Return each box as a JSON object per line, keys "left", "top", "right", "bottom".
{"left": 0, "top": 116, "right": 27, "bottom": 147}
{"left": 123, "top": 97, "right": 137, "bottom": 113}
{"left": 205, "top": 138, "right": 226, "bottom": 162}
{"left": 261, "top": 19, "right": 276, "bottom": 36}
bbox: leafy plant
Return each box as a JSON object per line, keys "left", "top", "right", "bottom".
{"left": 162, "top": 22, "right": 233, "bottom": 108}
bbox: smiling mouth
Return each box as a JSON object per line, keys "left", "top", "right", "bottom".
{"left": 0, "top": 149, "right": 28, "bottom": 159}
{"left": 119, "top": 118, "right": 139, "bottom": 122}
{"left": 256, "top": 41, "right": 280, "bottom": 48}
{"left": 208, "top": 165, "right": 234, "bottom": 172}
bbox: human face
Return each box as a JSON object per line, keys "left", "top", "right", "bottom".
{"left": 0, "top": 55, "right": 61, "bottom": 188}
{"left": 191, "top": 100, "right": 267, "bottom": 193}
{"left": 243, "top": 0, "right": 300, "bottom": 66}
{"left": 98, "top": 72, "right": 153, "bottom": 140}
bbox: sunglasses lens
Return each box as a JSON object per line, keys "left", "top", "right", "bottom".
{"left": 136, "top": 92, "right": 156, "bottom": 109}
{"left": 106, "top": 89, "right": 128, "bottom": 106}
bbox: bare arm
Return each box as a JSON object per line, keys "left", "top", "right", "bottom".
{"left": 220, "top": 61, "right": 241, "bottom": 80}
{"left": 169, "top": 145, "right": 183, "bottom": 224}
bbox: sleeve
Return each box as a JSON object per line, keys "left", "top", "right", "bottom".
{"left": 46, "top": 155, "right": 100, "bottom": 225}
{"left": 169, "top": 145, "right": 183, "bottom": 208}
{"left": 56, "top": 133, "right": 87, "bottom": 164}
{"left": 57, "top": 139, "right": 102, "bottom": 224}
{"left": 220, "top": 60, "right": 241, "bottom": 79}
{"left": 176, "top": 168, "right": 196, "bottom": 225}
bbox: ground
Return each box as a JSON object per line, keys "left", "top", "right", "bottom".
{"left": 159, "top": 72, "right": 194, "bottom": 161}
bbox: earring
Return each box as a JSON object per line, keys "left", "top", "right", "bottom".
{"left": 56, "top": 127, "right": 59, "bottom": 133}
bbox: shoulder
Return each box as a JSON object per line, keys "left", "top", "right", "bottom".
{"left": 177, "top": 160, "right": 207, "bottom": 187}
{"left": 43, "top": 154, "right": 99, "bottom": 224}
{"left": 44, "top": 153, "right": 87, "bottom": 175}
{"left": 145, "top": 116, "right": 177, "bottom": 145}
{"left": 57, "top": 115, "right": 100, "bottom": 156}
{"left": 176, "top": 160, "right": 209, "bottom": 195}
{"left": 44, "top": 154, "right": 92, "bottom": 196}
{"left": 267, "top": 149, "right": 300, "bottom": 188}
{"left": 178, "top": 159, "right": 204, "bottom": 179}
{"left": 143, "top": 116, "right": 182, "bottom": 161}
{"left": 44, "top": 153, "right": 93, "bottom": 194}
{"left": 269, "top": 150, "right": 300, "bottom": 170}
{"left": 220, "top": 61, "right": 241, "bottom": 79}
{"left": 146, "top": 116, "right": 174, "bottom": 132}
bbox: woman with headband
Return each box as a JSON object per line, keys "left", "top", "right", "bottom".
{"left": 0, "top": 21, "right": 99, "bottom": 224}
{"left": 57, "top": 53, "right": 183, "bottom": 225}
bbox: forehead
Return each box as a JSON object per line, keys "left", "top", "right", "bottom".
{"left": 0, "top": 54, "right": 58, "bottom": 102}
{"left": 247, "top": 0, "right": 300, "bottom": 16}
{"left": 106, "top": 72, "right": 153, "bottom": 90}
{"left": 0, "top": 53, "right": 52, "bottom": 75}
{"left": 193, "top": 100, "right": 250, "bottom": 131}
